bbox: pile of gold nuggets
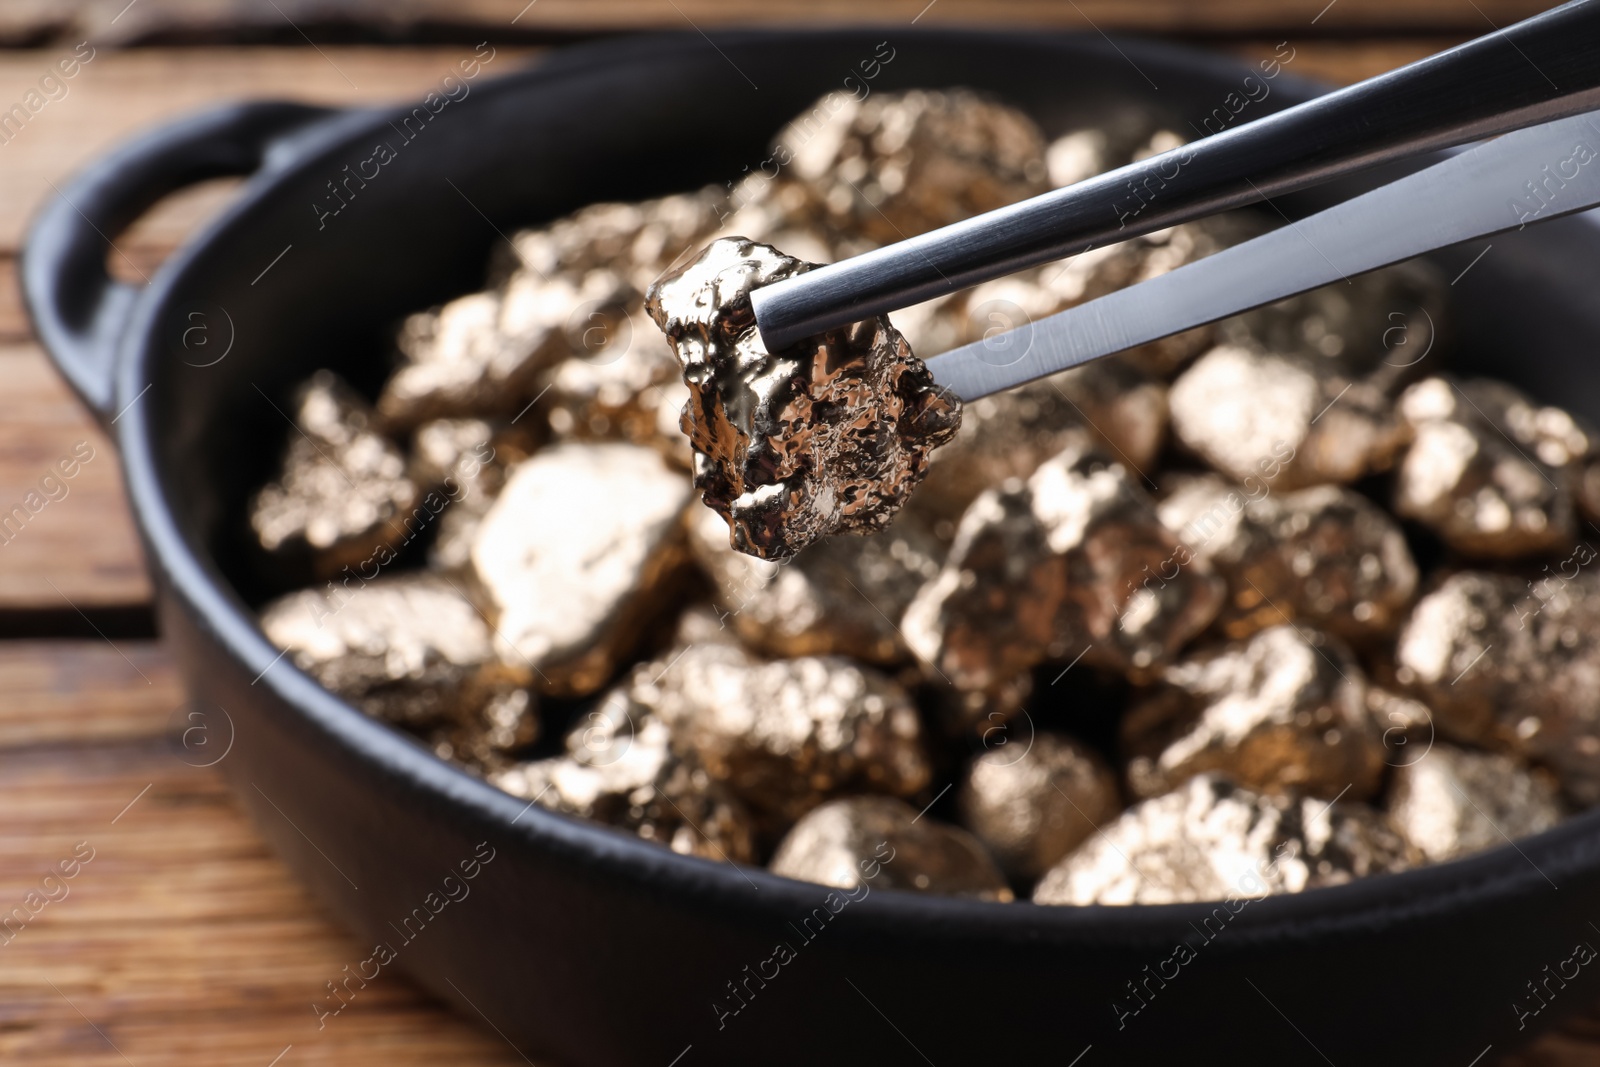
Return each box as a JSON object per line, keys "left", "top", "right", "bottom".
{"left": 253, "top": 87, "right": 1600, "bottom": 906}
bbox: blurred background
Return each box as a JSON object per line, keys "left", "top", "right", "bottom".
{"left": 0, "top": 0, "right": 1583, "bottom": 1064}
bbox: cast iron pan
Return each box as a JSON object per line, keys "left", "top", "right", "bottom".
{"left": 23, "top": 28, "right": 1600, "bottom": 1066}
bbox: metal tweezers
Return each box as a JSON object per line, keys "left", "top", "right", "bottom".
{"left": 749, "top": 0, "right": 1600, "bottom": 402}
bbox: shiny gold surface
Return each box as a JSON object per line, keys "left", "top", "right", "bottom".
{"left": 915, "top": 359, "right": 1168, "bottom": 523}
{"left": 958, "top": 733, "right": 1120, "bottom": 881}
{"left": 502, "top": 188, "right": 728, "bottom": 294}
{"left": 471, "top": 441, "right": 692, "bottom": 696}
{"left": 1033, "top": 774, "right": 1414, "bottom": 905}
{"left": 1216, "top": 259, "right": 1446, "bottom": 394}
{"left": 1170, "top": 344, "right": 1407, "bottom": 490}
{"left": 542, "top": 307, "right": 693, "bottom": 468}
{"left": 647, "top": 237, "right": 960, "bottom": 560}
{"left": 251, "top": 90, "right": 1599, "bottom": 897}
{"left": 1394, "top": 376, "right": 1584, "bottom": 558}
{"left": 648, "top": 642, "right": 932, "bottom": 825}
{"left": 1387, "top": 745, "right": 1562, "bottom": 863}
{"left": 769, "top": 796, "right": 1011, "bottom": 900}
{"left": 378, "top": 270, "right": 630, "bottom": 429}
{"left": 901, "top": 477, "right": 1066, "bottom": 714}
{"left": 1159, "top": 476, "right": 1416, "bottom": 642}
{"left": 260, "top": 572, "right": 535, "bottom": 773}
{"left": 1123, "top": 625, "right": 1384, "bottom": 801}
{"left": 687, "top": 503, "right": 940, "bottom": 665}
{"left": 491, "top": 667, "right": 756, "bottom": 863}
{"left": 770, "top": 88, "right": 1049, "bottom": 248}
{"left": 1396, "top": 570, "right": 1600, "bottom": 805}
{"left": 410, "top": 418, "right": 506, "bottom": 572}
{"left": 249, "top": 371, "right": 418, "bottom": 578}
{"left": 904, "top": 433, "right": 1223, "bottom": 695}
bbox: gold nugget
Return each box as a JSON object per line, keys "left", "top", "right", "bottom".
{"left": 1394, "top": 376, "right": 1584, "bottom": 559}
{"left": 1387, "top": 745, "right": 1561, "bottom": 863}
{"left": 647, "top": 642, "right": 931, "bottom": 825}
{"left": 501, "top": 188, "right": 728, "bottom": 294}
{"left": 771, "top": 88, "right": 1048, "bottom": 247}
{"left": 1034, "top": 775, "right": 1413, "bottom": 905}
{"left": 1217, "top": 259, "right": 1446, "bottom": 395}
{"left": 1396, "top": 570, "right": 1600, "bottom": 805}
{"left": 471, "top": 442, "right": 692, "bottom": 695}
{"left": 1169, "top": 344, "right": 1407, "bottom": 489}
{"left": 378, "top": 270, "right": 634, "bottom": 429}
{"left": 1122, "top": 625, "right": 1385, "bottom": 801}
{"left": 1158, "top": 475, "right": 1417, "bottom": 642}
{"left": 904, "top": 433, "right": 1223, "bottom": 689}
{"left": 647, "top": 237, "right": 961, "bottom": 560}
{"left": 492, "top": 673, "right": 754, "bottom": 863}
{"left": 250, "top": 371, "right": 417, "bottom": 579}
{"left": 260, "top": 572, "right": 535, "bottom": 772}
{"left": 541, "top": 307, "right": 692, "bottom": 468}
{"left": 915, "top": 359, "right": 1168, "bottom": 522}
{"left": 770, "top": 796, "right": 1012, "bottom": 900}
{"left": 407, "top": 417, "right": 537, "bottom": 572}
{"left": 252, "top": 87, "right": 1588, "bottom": 897}
{"left": 686, "top": 504, "right": 941, "bottom": 665}
{"left": 958, "top": 732, "right": 1121, "bottom": 881}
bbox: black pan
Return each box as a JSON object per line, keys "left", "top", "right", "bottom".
{"left": 24, "top": 29, "right": 1600, "bottom": 1066}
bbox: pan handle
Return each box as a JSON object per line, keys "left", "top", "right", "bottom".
{"left": 21, "top": 101, "right": 337, "bottom": 424}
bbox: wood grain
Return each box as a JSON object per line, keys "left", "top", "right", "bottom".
{"left": 0, "top": 46, "right": 539, "bottom": 254}
{"left": 0, "top": 638, "right": 1590, "bottom": 1065}
{"left": 0, "top": 37, "right": 1437, "bottom": 614}
{"left": 0, "top": 48, "right": 537, "bottom": 613}
{"left": 0, "top": 0, "right": 1560, "bottom": 46}
{"left": 0, "top": 31, "right": 1596, "bottom": 1067}
{"left": 0, "top": 37, "right": 1460, "bottom": 260}
{"left": 0, "top": 343, "right": 147, "bottom": 610}
{"left": 0, "top": 258, "right": 26, "bottom": 341}
{"left": 0, "top": 641, "right": 529, "bottom": 1067}
{"left": 1228, "top": 37, "right": 1454, "bottom": 85}
{"left": 0, "top": 639, "right": 176, "bottom": 745}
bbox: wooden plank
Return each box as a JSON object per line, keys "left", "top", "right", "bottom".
{"left": 1229, "top": 37, "right": 1455, "bottom": 85}
{"left": 0, "top": 35, "right": 1595, "bottom": 1065}
{"left": 0, "top": 343, "right": 147, "bottom": 610}
{"left": 0, "top": 257, "right": 26, "bottom": 341}
{"left": 0, "top": 0, "right": 1560, "bottom": 46}
{"left": 0, "top": 36, "right": 1458, "bottom": 267}
{"left": 0, "top": 35, "right": 1472, "bottom": 321}
{"left": 0, "top": 753, "right": 534, "bottom": 1066}
{"left": 0, "top": 621, "right": 1594, "bottom": 1066}
{"left": 0, "top": 49, "right": 541, "bottom": 614}
{"left": 0, "top": 640, "right": 178, "bottom": 746}
{"left": 108, "top": 175, "right": 244, "bottom": 281}
{"left": 0, "top": 642, "right": 529, "bottom": 1067}
{"left": 0, "top": 37, "right": 1435, "bottom": 613}
{"left": 0, "top": 46, "right": 540, "bottom": 255}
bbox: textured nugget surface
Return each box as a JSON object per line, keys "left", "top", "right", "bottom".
{"left": 647, "top": 237, "right": 961, "bottom": 560}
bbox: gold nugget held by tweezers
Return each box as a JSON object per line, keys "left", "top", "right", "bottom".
{"left": 646, "top": 237, "right": 962, "bottom": 560}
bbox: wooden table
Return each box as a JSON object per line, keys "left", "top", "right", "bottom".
{"left": 0, "top": 5, "right": 1589, "bottom": 1063}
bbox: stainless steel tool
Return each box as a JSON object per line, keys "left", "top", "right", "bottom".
{"left": 750, "top": 0, "right": 1600, "bottom": 352}
{"left": 921, "top": 106, "right": 1600, "bottom": 401}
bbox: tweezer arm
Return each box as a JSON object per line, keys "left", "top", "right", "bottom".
{"left": 751, "top": 0, "right": 1600, "bottom": 351}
